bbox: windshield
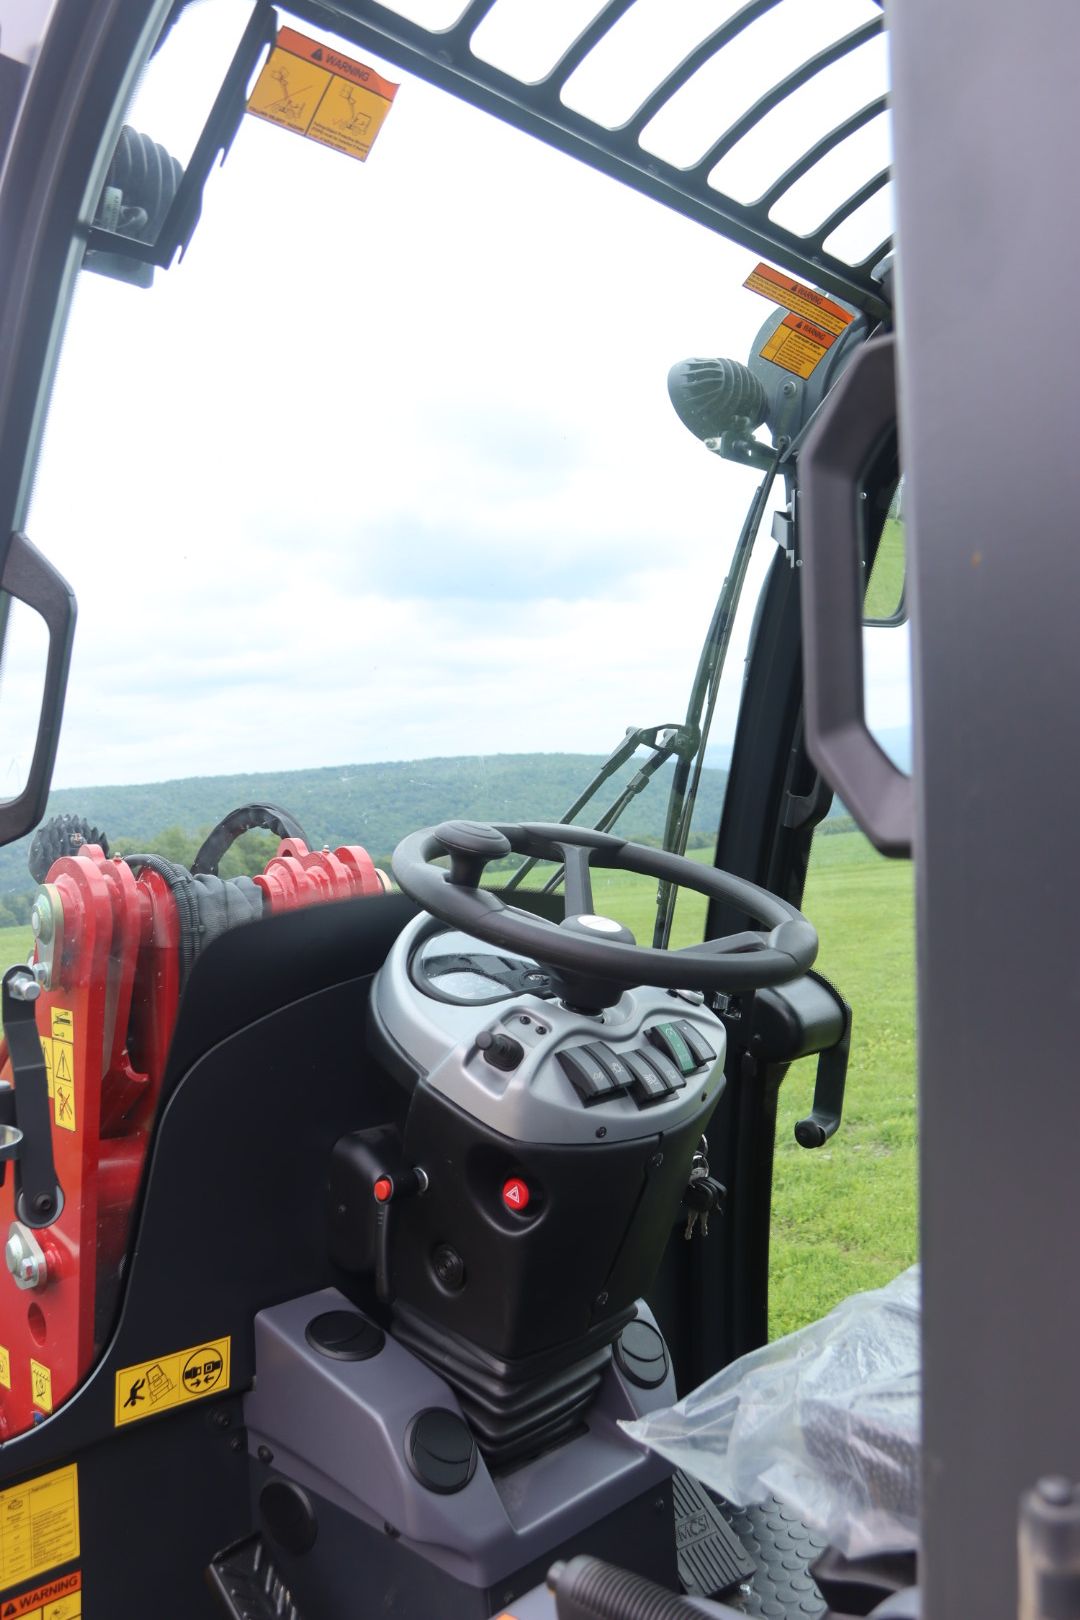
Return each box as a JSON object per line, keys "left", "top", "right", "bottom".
{"left": 2, "top": 0, "right": 787, "bottom": 926}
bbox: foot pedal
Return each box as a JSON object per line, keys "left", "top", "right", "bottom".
{"left": 673, "top": 1469, "right": 756, "bottom": 1598}
{"left": 208, "top": 1534, "right": 303, "bottom": 1620}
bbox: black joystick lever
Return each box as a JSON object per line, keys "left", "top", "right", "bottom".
{"left": 433, "top": 819, "right": 511, "bottom": 887}
{"left": 476, "top": 1030, "right": 525, "bottom": 1071}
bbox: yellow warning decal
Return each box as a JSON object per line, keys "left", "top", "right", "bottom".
{"left": 114, "top": 1336, "right": 230, "bottom": 1427}
{"left": 51, "top": 1064, "right": 74, "bottom": 1135}
{"left": 0, "top": 1466, "right": 80, "bottom": 1594}
{"left": 744, "top": 262, "right": 854, "bottom": 336}
{"left": 759, "top": 312, "right": 837, "bottom": 379}
{"left": 247, "top": 27, "right": 397, "bottom": 163}
{"left": 29, "top": 1362, "right": 52, "bottom": 1415}
{"left": 49, "top": 1010, "right": 73, "bottom": 1045}
{"left": 38, "top": 1040, "right": 53, "bottom": 1101}
{"left": 1, "top": 1570, "right": 82, "bottom": 1619}
{"left": 0, "top": 1348, "right": 9, "bottom": 1390}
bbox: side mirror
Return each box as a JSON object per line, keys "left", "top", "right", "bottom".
{"left": 0, "top": 534, "right": 76, "bottom": 845}
{"left": 863, "top": 483, "right": 906, "bottom": 626}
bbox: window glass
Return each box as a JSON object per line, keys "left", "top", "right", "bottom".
{"left": 770, "top": 481, "right": 915, "bottom": 1338}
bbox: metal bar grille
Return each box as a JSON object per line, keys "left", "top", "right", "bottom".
{"left": 758, "top": 97, "right": 887, "bottom": 212}
{"left": 691, "top": 19, "right": 884, "bottom": 176}
{"left": 622, "top": 0, "right": 784, "bottom": 138}
{"left": 303, "top": 0, "right": 892, "bottom": 317}
{"left": 808, "top": 166, "right": 889, "bottom": 251}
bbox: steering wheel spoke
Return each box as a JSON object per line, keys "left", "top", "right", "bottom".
{"left": 556, "top": 842, "right": 595, "bottom": 920}
{"left": 679, "top": 930, "right": 769, "bottom": 958}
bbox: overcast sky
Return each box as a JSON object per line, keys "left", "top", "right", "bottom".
{"left": 2, "top": 0, "right": 908, "bottom": 795}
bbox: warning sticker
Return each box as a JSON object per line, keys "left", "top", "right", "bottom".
{"left": 50, "top": 1075, "right": 73, "bottom": 1140}
{"left": 114, "top": 1336, "right": 230, "bottom": 1427}
{"left": 29, "top": 1363, "right": 51, "bottom": 1416}
{"left": 744, "top": 262, "right": 854, "bottom": 337}
{"left": 246, "top": 27, "right": 397, "bottom": 163}
{"left": 48, "top": 1011, "right": 73, "bottom": 1045}
{"left": 759, "top": 312, "right": 837, "bottom": 379}
{"left": 1, "top": 1570, "right": 81, "bottom": 1618}
{"left": 0, "top": 1348, "right": 8, "bottom": 1391}
{"left": 0, "top": 1466, "right": 80, "bottom": 1593}
{"left": 38, "top": 1041, "right": 52, "bottom": 1101}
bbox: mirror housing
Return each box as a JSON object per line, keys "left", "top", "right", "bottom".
{"left": 0, "top": 533, "right": 76, "bottom": 845}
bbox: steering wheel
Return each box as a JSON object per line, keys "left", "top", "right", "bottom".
{"left": 392, "top": 820, "right": 817, "bottom": 1010}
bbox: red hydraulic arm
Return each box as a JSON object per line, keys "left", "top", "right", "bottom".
{"left": 0, "top": 835, "right": 385, "bottom": 1437}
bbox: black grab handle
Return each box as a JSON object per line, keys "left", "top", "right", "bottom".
{"left": 0, "top": 533, "right": 77, "bottom": 847}
{"left": 798, "top": 335, "right": 913, "bottom": 858}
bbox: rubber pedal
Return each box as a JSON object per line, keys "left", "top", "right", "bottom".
{"left": 207, "top": 1534, "right": 303, "bottom": 1620}
{"left": 673, "top": 1470, "right": 756, "bottom": 1598}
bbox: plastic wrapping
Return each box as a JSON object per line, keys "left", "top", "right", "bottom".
{"left": 622, "top": 1266, "right": 920, "bottom": 1559}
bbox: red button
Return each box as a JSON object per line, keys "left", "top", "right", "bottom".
{"left": 501, "top": 1177, "right": 530, "bottom": 1214}
{"left": 373, "top": 1176, "right": 393, "bottom": 1203}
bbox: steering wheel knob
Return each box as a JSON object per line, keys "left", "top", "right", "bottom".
{"left": 433, "top": 819, "right": 512, "bottom": 888}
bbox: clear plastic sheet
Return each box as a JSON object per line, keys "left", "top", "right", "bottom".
{"left": 622, "top": 1266, "right": 920, "bottom": 1558}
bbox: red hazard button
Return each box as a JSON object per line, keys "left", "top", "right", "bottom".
{"left": 501, "top": 1177, "right": 530, "bottom": 1214}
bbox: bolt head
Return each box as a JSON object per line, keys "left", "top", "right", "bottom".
{"left": 31, "top": 894, "right": 53, "bottom": 942}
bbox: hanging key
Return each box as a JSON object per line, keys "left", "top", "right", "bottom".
{"left": 682, "top": 1174, "right": 726, "bottom": 1239}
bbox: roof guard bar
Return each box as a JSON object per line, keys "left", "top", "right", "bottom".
{"left": 622, "top": 0, "right": 783, "bottom": 137}
{"left": 693, "top": 18, "right": 884, "bottom": 175}
{"left": 545, "top": 0, "right": 639, "bottom": 96}
{"left": 856, "top": 235, "right": 892, "bottom": 274}
{"left": 447, "top": 0, "right": 500, "bottom": 41}
{"left": 810, "top": 166, "right": 890, "bottom": 251}
{"left": 757, "top": 97, "right": 887, "bottom": 213}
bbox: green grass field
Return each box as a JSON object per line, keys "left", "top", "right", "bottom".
{"left": 0, "top": 926, "right": 32, "bottom": 975}
{"left": 0, "top": 828, "right": 916, "bottom": 1342}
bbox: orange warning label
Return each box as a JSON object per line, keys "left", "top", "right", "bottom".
{"left": 744, "top": 263, "right": 854, "bottom": 336}
{"left": 759, "top": 312, "right": 836, "bottom": 378}
{"left": 246, "top": 27, "right": 397, "bottom": 163}
{"left": 1, "top": 1570, "right": 81, "bottom": 1618}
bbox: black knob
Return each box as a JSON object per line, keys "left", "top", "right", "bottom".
{"left": 476, "top": 1030, "right": 524, "bottom": 1071}
{"left": 433, "top": 819, "right": 512, "bottom": 887}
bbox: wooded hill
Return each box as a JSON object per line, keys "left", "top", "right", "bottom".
{"left": 0, "top": 752, "right": 727, "bottom": 918}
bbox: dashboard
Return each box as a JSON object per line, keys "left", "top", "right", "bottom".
{"left": 370, "top": 915, "right": 728, "bottom": 1148}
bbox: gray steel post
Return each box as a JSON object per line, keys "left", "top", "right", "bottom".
{"left": 888, "top": 2, "right": 1080, "bottom": 1615}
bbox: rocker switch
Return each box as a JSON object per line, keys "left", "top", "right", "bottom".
{"left": 559, "top": 1048, "right": 618, "bottom": 1104}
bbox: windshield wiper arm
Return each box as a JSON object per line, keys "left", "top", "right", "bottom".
{"left": 653, "top": 451, "right": 782, "bottom": 947}
{"left": 502, "top": 722, "right": 693, "bottom": 896}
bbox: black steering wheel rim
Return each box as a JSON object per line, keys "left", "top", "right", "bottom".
{"left": 391, "top": 820, "right": 816, "bottom": 997}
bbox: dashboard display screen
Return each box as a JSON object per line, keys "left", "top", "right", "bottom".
{"left": 410, "top": 927, "right": 554, "bottom": 1006}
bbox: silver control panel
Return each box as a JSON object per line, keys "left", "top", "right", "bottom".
{"left": 372, "top": 916, "right": 727, "bottom": 1146}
